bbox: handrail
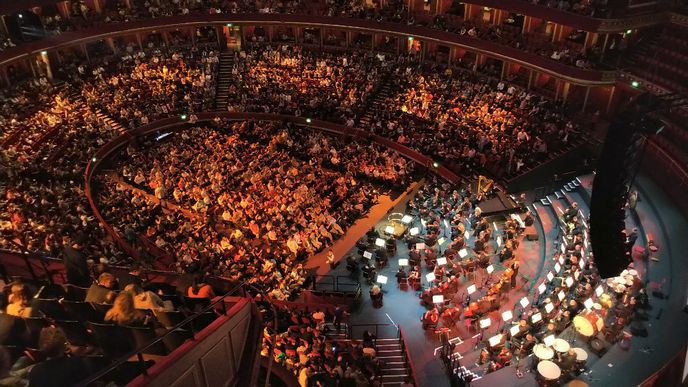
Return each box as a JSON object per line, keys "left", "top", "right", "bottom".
{"left": 83, "top": 112, "right": 462, "bottom": 270}
{"left": 310, "top": 274, "right": 361, "bottom": 294}
{"left": 0, "top": 14, "right": 616, "bottom": 85}
{"left": 398, "top": 326, "right": 421, "bottom": 387}
{"left": 75, "top": 281, "right": 247, "bottom": 387}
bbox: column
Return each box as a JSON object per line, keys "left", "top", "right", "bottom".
{"left": 500, "top": 61, "right": 506, "bottom": 80}
{"left": 38, "top": 52, "right": 53, "bottom": 81}
{"left": 606, "top": 85, "right": 616, "bottom": 114}
{"left": 136, "top": 32, "right": 143, "bottom": 50}
{"left": 346, "top": 31, "right": 351, "bottom": 49}
{"left": 582, "top": 86, "right": 591, "bottom": 112}
{"left": 81, "top": 43, "right": 91, "bottom": 64}
{"left": 527, "top": 69, "right": 533, "bottom": 90}
{"left": 561, "top": 82, "right": 570, "bottom": 103}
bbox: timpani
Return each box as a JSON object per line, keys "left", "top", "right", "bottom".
{"left": 553, "top": 338, "right": 570, "bottom": 354}
{"left": 572, "top": 347, "right": 588, "bottom": 368}
{"left": 537, "top": 360, "right": 561, "bottom": 385}
{"left": 533, "top": 343, "right": 554, "bottom": 361}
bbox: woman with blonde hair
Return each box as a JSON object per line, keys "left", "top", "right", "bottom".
{"left": 104, "top": 292, "right": 151, "bottom": 327}
{"left": 6, "top": 283, "right": 38, "bottom": 318}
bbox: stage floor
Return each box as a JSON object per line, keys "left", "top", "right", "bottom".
{"left": 314, "top": 172, "right": 688, "bottom": 387}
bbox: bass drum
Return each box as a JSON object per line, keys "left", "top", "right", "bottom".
{"left": 573, "top": 310, "right": 603, "bottom": 337}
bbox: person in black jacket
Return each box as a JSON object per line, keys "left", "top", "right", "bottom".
{"left": 28, "top": 327, "right": 97, "bottom": 387}
{"left": 62, "top": 239, "right": 91, "bottom": 287}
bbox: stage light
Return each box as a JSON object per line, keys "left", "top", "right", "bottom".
{"left": 626, "top": 29, "right": 632, "bottom": 34}
{"left": 91, "top": 157, "right": 97, "bottom": 162}
{"left": 384, "top": 225, "right": 395, "bottom": 234}
{"left": 377, "top": 275, "right": 388, "bottom": 284}
{"left": 467, "top": 284, "right": 476, "bottom": 294}
{"left": 543, "top": 334, "right": 555, "bottom": 347}
{"left": 436, "top": 257, "right": 447, "bottom": 266}
{"left": 486, "top": 265, "right": 494, "bottom": 274}
{"left": 631, "top": 80, "right": 640, "bottom": 88}
{"left": 432, "top": 161, "right": 439, "bottom": 168}
{"left": 227, "top": 23, "right": 233, "bottom": 27}
{"left": 595, "top": 285, "right": 604, "bottom": 297}
{"left": 584, "top": 298, "right": 594, "bottom": 310}
{"left": 565, "top": 277, "right": 574, "bottom": 287}
{"left": 519, "top": 297, "right": 529, "bottom": 308}
{"left": 408, "top": 36, "right": 414, "bottom": 41}
{"left": 409, "top": 227, "right": 419, "bottom": 236}
{"left": 479, "top": 318, "right": 491, "bottom": 329}
{"left": 488, "top": 334, "right": 502, "bottom": 347}
{"left": 306, "top": 118, "right": 312, "bottom": 123}
{"left": 458, "top": 248, "right": 468, "bottom": 258}
{"left": 538, "top": 283, "right": 547, "bottom": 294}
{"left": 375, "top": 238, "right": 385, "bottom": 247}
{"left": 401, "top": 215, "right": 413, "bottom": 224}
{"left": 18, "top": 13, "right": 23, "bottom": 18}
{"left": 363, "top": 251, "right": 373, "bottom": 259}
{"left": 501, "top": 310, "right": 513, "bottom": 322}
{"left": 557, "top": 290, "right": 565, "bottom": 301}
{"left": 425, "top": 273, "right": 436, "bottom": 282}
{"left": 180, "top": 114, "right": 188, "bottom": 120}
{"left": 509, "top": 325, "right": 520, "bottom": 337}
{"left": 41, "top": 51, "right": 48, "bottom": 55}
{"left": 531, "top": 313, "right": 542, "bottom": 323}
{"left": 398, "top": 258, "right": 408, "bottom": 266}
{"left": 433, "top": 295, "right": 444, "bottom": 304}
{"left": 545, "top": 303, "right": 554, "bottom": 313}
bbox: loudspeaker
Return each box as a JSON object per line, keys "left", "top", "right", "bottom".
{"left": 526, "top": 234, "right": 539, "bottom": 241}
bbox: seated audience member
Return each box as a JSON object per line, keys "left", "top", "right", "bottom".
{"left": 27, "top": 327, "right": 97, "bottom": 387}
{"left": 124, "top": 284, "right": 172, "bottom": 312}
{"left": 0, "top": 346, "right": 25, "bottom": 386}
{"left": 187, "top": 275, "right": 216, "bottom": 299}
{"left": 104, "top": 292, "right": 152, "bottom": 327}
{"left": 6, "top": 283, "right": 38, "bottom": 318}
{"left": 85, "top": 273, "right": 117, "bottom": 304}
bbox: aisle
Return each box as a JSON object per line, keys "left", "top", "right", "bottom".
{"left": 304, "top": 181, "right": 420, "bottom": 276}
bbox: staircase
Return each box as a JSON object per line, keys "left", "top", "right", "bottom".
{"left": 214, "top": 51, "right": 235, "bottom": 111}
{"left": 357, "top": 74, "right": 395, "bottom": 128}
{"left": 376, "top": 338, "right": 413, "bottom": 386}
{"left": 95, "top": 109, "right": 127, "bottom": 134}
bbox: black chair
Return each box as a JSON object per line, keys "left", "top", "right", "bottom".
{"left": 23, "top": 317, "right": 49, "bottom": 348}
{"left": 55, "top": 320, "right": 92, "bottom": 347}
{"left": 154, "top": 310, "right": 186, "bottom": 329}
{"left": 33, "top": 298, "right": 70, "bottom": 320}
{"left": 126, "top": 326, "right": 168, "bottom": 356}
{"left": 0, "top": 314, "right": 29, "bottom": 346}
{"left": 91, "top": 303, "right": 114, "bottom": 318}
{"left": 182, "top": 296, "right": 210, "bottom": 313}
{"left": 61, "top": 299, "right": 103, "bottom": 323}
{"left": 88, "top": 322, "right": 135, "bottom": 357}
{"left": 159, "top": 294, "right": 182, "bottom": 309}
{"left": 63, "top": 284, "right": 89, "bottom": 301}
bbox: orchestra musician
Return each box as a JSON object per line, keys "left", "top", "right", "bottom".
{"left": 422, "top": 308, "right": 440, "bottom": 329}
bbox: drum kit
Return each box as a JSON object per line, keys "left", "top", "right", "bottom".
{"left": 537, "top": 360, "right": 561, "bottom": 385}
{"left": 573, "top": 309, "right": 604, "bottom": 338}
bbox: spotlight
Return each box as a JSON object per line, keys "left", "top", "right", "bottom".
{"left": 432, "top": 161, "right": 439, "bottom": 168}
{"left": 227, "top": 23, "right": 233, "bottom": 27}
{"left": 408, "top": 36, "right": 414, "bottom": 41}
{"left": 626, "top": 29, "right": 632, "bottom": 34}
{"left": 306, "top": 118, "right": 312, "bottom": 123}
{"left": 91, "top": 157, "right": 97, "bottom": 162}
{"left": 180, "top": 114, "right": 188, "bottom": 120}
{"left": 631, "top": 80, "right": 640, "bottom": 88}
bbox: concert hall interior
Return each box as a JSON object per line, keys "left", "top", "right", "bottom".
{"left": 1, "top": 1, "right": 688, "bottom": 386}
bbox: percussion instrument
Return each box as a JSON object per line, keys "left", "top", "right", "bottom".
{"left": 572, "top": 347, "right": 588, "bottom": 368}
{"left": 573, "top": 310, "right": 603, "bottom": 337}
{"left": 533, "top": 344, "right": 554, "bottom": 361}
{"left": 537, "top": 360, "right": 561, "bottom": 382}
{"left": 599, "top": 293, "right": 613, "bottom": 308}
{"left": 553, "top": 339, "right": 570, "bottom": 353}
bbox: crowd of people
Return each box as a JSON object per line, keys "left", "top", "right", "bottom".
{"left": 259, "top": 300, "right": 385, "bottom": 386}
{"left": 96, "top": 120, "right": 412, "bottom": 299}
{"left": 225, "top": 45, "right": 380, "bottom": 123}
{"left": 80, "top": 46, "right": 218, "bottom": 129}
{"left": 1, "top": 0, "right": 618, "bottom": 72}
{"left": 367, "top": 60, "right": 577, "bottom": 177}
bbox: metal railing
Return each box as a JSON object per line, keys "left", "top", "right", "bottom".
{"left": 309, "top": 275, "right": 362, "bottom": 295}
{"left": 75, "top": 282, "right": 247, "bottom": 387}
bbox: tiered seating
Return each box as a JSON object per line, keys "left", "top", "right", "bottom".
{"left": 632, "top": 24, "right": 688, "bottom": 93}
